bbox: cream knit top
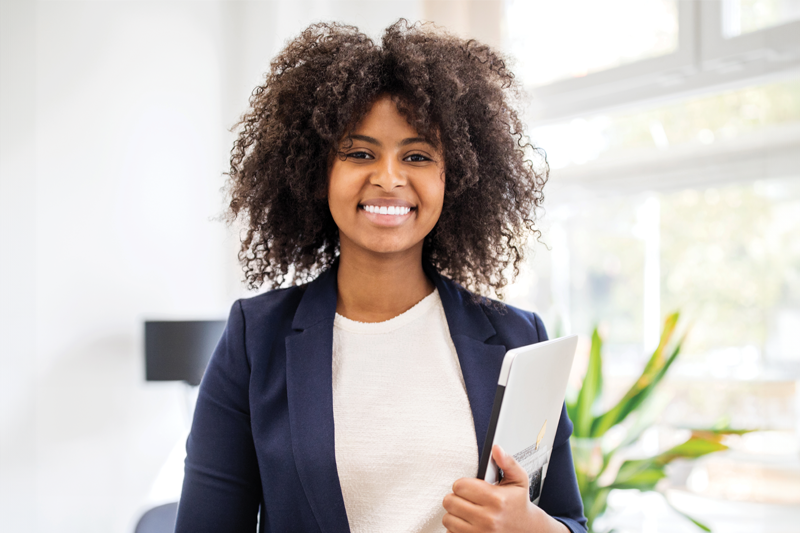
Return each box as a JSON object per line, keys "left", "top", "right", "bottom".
{"left": 332, "top": 289, "right": 479, "bottom": 533}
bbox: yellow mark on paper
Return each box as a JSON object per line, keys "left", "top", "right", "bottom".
{"left": 536, "top": 420, "right": 547, "bottom": 450}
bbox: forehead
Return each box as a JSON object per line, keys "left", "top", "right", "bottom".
{"left": 352, "top": 96, "right": 417, "bottom": 135}
{"left": 344, "top": 94, "right": 438, "bottom": 148}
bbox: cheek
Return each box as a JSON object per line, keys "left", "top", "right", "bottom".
{"left": 326, "top": 170, "right": 349, "bottom": 215}
{"left": 428, "top": 174, "right": 446, "bottom": 215}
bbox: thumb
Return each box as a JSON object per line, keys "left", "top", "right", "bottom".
{"left": 492, "top": 445, "right": 529, "bottom": 488}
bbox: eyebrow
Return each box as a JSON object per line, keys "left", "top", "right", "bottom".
{"left": 399, "top": 136, "right": 430, "bottom": 147}
{"left": 346, "top": 134, "right": 432, "bottom": 148}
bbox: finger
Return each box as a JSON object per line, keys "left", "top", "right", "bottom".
{"left": 451, "top": 477, "right": 496, "bottom": 505}
{"left": 492, "top": 445, "right": 529, "bottom": 489}
{"left": 442, "top": 511, "right": 477, "bottom": 533}
{"left": 442, "top": 492, "right": 483, "bottom": 525}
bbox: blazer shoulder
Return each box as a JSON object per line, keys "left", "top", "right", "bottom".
{"left": 237, "top": 283, "right": 308, "bottom": 324}
{"left": 435, "top": 274, "right": 548, "bottom": 347}
{"left": 478, "top": 297, "right": 549, "bottom": 347}
{"left": 222, "top": 284, "right": 310, "bottom": 369}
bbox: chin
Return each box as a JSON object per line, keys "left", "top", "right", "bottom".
{"left": 359, "top": 239, "right": 417, "bottom": 256}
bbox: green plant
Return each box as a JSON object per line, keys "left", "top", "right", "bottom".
{"left": 567, "top": 313, "right": 745, "bottom": 532}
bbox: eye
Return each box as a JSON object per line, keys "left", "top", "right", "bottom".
{"left": 405, "top": 153, "right": 431, "bottom": 163}
{"left": 346, "top": 151, "right": 373, "bottom": 160}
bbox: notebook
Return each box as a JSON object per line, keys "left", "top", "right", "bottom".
{"left": 477, "top": 335, "right": 578, "bottom": 505}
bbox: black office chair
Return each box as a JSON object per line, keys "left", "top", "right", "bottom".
{"left": 137, "top": 321, "right": 224, "bottom": 533}
{"left": 135, "top": 502, "right": 178, "bottom": 533}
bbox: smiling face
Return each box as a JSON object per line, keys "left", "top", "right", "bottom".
{"left": 328, "top": 95, "right": 445, "bottom": 262}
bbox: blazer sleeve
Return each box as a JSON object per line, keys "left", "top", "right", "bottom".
{"left": 175, "top": 300, "right": 261, "bottom": 532}
{"left": 532, "top": 313, "right": 588, "bottom": 533}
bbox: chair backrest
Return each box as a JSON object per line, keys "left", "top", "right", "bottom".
{"left": 135, "top": 502, "right": 178, "bottom": 533}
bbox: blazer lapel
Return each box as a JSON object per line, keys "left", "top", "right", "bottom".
{"left": 285, "top": 265, "right": 351, "bottom": 533}
{"left": 428, "top": 265, "right": 507, "bottom": 460}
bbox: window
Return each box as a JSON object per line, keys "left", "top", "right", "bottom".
{"left": 502, "top": 0, "right": 800, "bottom": 123}
{"left": 506, "top": 0, "right": 679, "bottom": 87}
{"left": 506, "top": 78, "right": 800, "bottom": 526}
{"left": 722, "top": 0, "right": 800, "bottom": 38}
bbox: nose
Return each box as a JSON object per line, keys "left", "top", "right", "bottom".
{"left": 370, "top": 156, "right": 406, "bottom": 191}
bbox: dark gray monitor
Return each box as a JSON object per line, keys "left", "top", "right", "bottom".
{"left": 144, "top": 320, "right": 226, "bottom": 386}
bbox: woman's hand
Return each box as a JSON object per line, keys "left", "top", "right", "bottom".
{"left": 442, "top": 445, "right": 570, "bottom": 533}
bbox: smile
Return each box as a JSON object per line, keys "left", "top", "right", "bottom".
{"left": 360, "top": 205, "right": 414, "bottom": 216}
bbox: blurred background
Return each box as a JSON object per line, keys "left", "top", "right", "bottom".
{"left": 1, "top": 1, "right": 798, "bottom": 532}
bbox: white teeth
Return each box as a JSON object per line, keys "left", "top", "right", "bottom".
{"left": 363, "top": 205, "right": 411, "bottom": 215}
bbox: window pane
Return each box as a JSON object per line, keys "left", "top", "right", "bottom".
{"left": 661, "top": 178, "right": 800, "bottom": 379}
{"left": 508, "top": 198, "right": 648, "bottom": 373}
{"left": 513, "top": 180, "right": 800, "bottom": 371}
{"left": 529, "top": 79, "right": 800, "bottom": 169}
{"left": 505, "top": 0, "right": 679, "bottom": 87}
{"left": 722, "top": 0, "right": 800, "bottom": 38}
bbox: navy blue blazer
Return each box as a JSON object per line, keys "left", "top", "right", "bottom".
{"left": 176, "top": 263, "right": 587, "bottom": 533}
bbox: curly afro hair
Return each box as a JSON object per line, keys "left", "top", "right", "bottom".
{"left": 227, "top": 19, "right": 547, "bottom": 298}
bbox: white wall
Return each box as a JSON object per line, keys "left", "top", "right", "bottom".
{"left": 1, "top": 0, "right": 38, "bottom": 530}
{"left": 0, "top": 1, "right": 430, "bottom": 531}
{"left": 3, "top": 2, "right": 233, "bottom": 531}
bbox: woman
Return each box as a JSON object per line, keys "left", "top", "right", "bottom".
{"left": 176, "top": 20, "right": 587, "bottom": 533}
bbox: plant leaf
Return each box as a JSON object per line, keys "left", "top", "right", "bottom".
{"left": 654, "top": 437, "right": 728, "bottom": 465}
{"left": 609, "top": 460, "right": 666, "bottom": 491}
{"left": 603, "top": 339, "right": 684, "bottom": 432}
{"left": 590, "top": 314, "right": 683, "bottom": 437}
{"left": 573, "top": 328, "right": 603, "bottom": 437}
{"left": 689, "top": 428, "right": 755, "bottom": 443}
{"left": 605, "top": 390, "right": 673, "bottom": 459}
{"left": 609, "top": 437, "right": 725, "bottom": 490}
{"left": 643, "top": 312, "right": 680, "bottom": 371}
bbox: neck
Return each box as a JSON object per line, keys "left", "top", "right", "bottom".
{"left": 336, "top": 246, "right": 435, "bottom": 323}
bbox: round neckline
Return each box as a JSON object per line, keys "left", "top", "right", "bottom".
{"left": 334, "top": 288, "right": 440, "bottom": 334}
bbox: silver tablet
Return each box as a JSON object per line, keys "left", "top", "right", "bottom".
{"left": 476, "top": 335, "right": 578, "bottom": 505}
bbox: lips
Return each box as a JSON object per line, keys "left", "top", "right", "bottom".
{"left": 359, "top": 198, "right": 416, "bottom": 216}
{"left": 358, "top": 199, "right": 415, "bottom": 226}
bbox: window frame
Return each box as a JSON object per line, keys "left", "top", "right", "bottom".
{"left": 523, "top": 0, "right": 800, "bottom": 124}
